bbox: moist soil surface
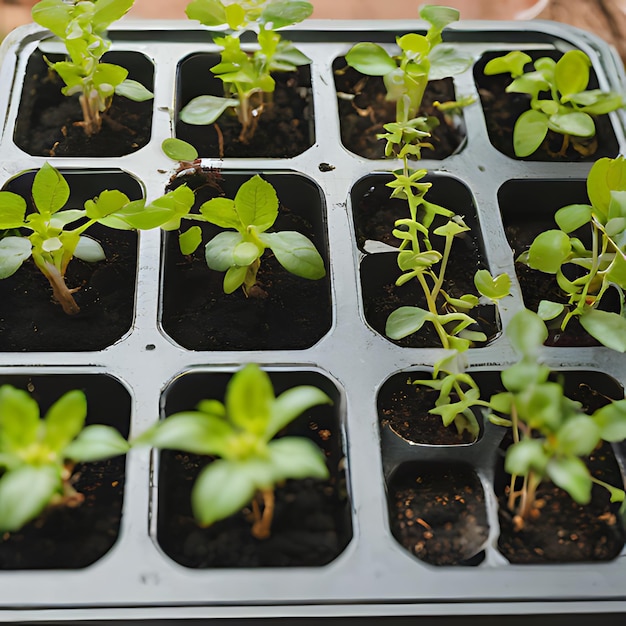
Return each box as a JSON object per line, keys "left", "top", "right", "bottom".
{"left": 176, "top": 63, "right": 313, "bottom": 158}
{"left": 389, "top": 464, "right": 489, "bottom": 566}
{"left": 14, "top": 50, "right": 153, "bottom": 157}
{"left": 0, "top": 457, "right": 125, "bottom": 569}
{"left": 0, "top": 228, "right": 137, "bottom": 351}
{"left": 333, "top": 62, "right": 465, "bottom": 160}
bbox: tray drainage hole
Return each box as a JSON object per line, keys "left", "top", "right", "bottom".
{"left": 145, "top": 344, "right": 156, "bottom": 351}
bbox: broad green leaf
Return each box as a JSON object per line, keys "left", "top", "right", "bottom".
{"left": 32, "top": 163, "right": 70, "bottom": 216}
{"left": 74, "top": 236, "right": 106, "bottom": 263}
{"left": 420, "top": 4, "right": 459, "bottom": 31}
{"left": 224, "top": 3, "right": 245, "bottom": 29}
{"left": 0, "top": 237, "right": 32, "bottom": 279}
{"left": 593, "top": 400, "right": 626, "bottom": 441}
{"left": 180, "top": 95, "right": 239, "bottom": 125}
{"left": 233, "top": 176, "right": 278, "bottom": 231}
{"left": 555, "top": 204, "right": 592, "bottom": 233}
{"left": 527, "top": 229, "right": 571, "bottom": 274}
{"left": 386, "top": 306, "right": 433, "bottom": 340}
{"left": 226, "top": 364, "right": 274, "bottom": 436}
{"left": 537, "top": 300, "right": 564, "bottom": 321}
{"left": 474, "top": 270, "right": 510, "bottom": 301}
{"left": 191, "top": 459, "right": 256, "bottom": 526}
{"left": 233, "top": 241, "right": 262, "bottom": 266}
{"left": 548, "top": 111, "right": 595, "bottom": 138}
{"left": 505, "top": 438, "right": 549, "bottom": 476}
{"left": 50, "top": 209, "right": 85, "bottom": 229}
{"left": 0, "top": 465, "right": 60, "bottom": 532}
{"left": 579, "top": 309, "right": 626, "bottom": 351}
{"left": 0, "top": 385, "right": 40, "bottom": 452}
{"left": 200, "top": 198, "right": 241, "bottom": 230}
{"left": 489, "top": 391, "right": 514, "bottom": 415}
{"left": 179, "top": 226, "right": 203, "bottom": 256}
{"left": 513, "top": 109, "right": 549, "bottom": 157}
{"left": 272, "top": 41, "right": 311, "bottom": 69}
{"left": 345, "top": 43, "right": 397, "bottom": 76}
{"left": 64, "top": 425, "right": 130, "bottom": 462}
{"left": 259, "top": 231, "right": 325, "bottom": 279}
{"left": 484, "top": 51, "right": 532, "bottom": 78}
{"left": 92, "top": 0, "right": 134, "bottom": 31}
{"left": 86, "top": 189, "right": 130, "bottom": 219}
{"left": 516, "top": 381, "right": 564, "bottom": 431}
{"left": 508, "top": 72, "right": 550, "bottom": 98}
{"left": 0, "top": 192, "right": 26, "bottom": 228}
{"left": 588, "top": 156, "right": 626, "bottom": 219}
{"left": 101, "top": 199, "right": 172, "bottom": 231}
{"left": 267, "top": 386, "right": 332, "bottom": 440}
{"left": 428, "top": 45, "right": 473, "bottom": 80}
{"left": 93, "top": 63, "right": 128, "bottom": 91}
{"left": 223, "top": 264, "right": 247, "bottom": 293}
{"left": 608, "top": 190, "right": 626, "bottom": 220}
{"left": 162, "top": 138, "right": 198, "bottom": 162}
{"left": 397, "top": 33, "right": 429, "bottom": 56}
{"left": 42, "top": 390, "right": 87, "bottom": 452}
{"left": 260, "top": 0, "right": 313, "bottom": 29}
{"left": 578, "top": 91, "right": 624, "bottom": 115}
{"left": 555, "top": 50, "right": 590, "bottom": 96}
{"left": 31, "top": 0, "right": 72, "bottom": 38}
{"left": 185, "top": 0, "right": 227, "bottom": 26}
{"left": 266, "top": 437, "right": 328, "bottom": 483}
{"left": 555, "top": 415, "right": 600, "bottom": 456}
{"left": 507, "top": 309, "right": 548, "bottom": 357}
{"left": 606, "top": 250, "right": 626, "bottom": 287}
{"left": 546, "top": 456, "right": 592, "bottom": 504}
{"left": 115, "top": 79, "right": 153, "bottom": 102}
{"left": 205, "top": 231, "right": 241, "bottom": 271}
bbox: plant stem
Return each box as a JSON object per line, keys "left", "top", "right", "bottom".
{"left": 251, "top": 488, "right": 275, "bottom": 539}
{"left": 39, "top": 261, "right": 80, "bottom": 315}
{"left": 79, "top": 91, "right": 102, "bottom": 137}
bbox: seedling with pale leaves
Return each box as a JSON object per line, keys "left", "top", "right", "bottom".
{"left": 134, "top": 364, "right": 331, "bottom": 539}
{"left": 0, "top": 385, "right": 129, "bottom": 533}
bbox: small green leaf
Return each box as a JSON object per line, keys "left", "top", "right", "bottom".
{"left": 31, "top": 0, "right": 72, "bottom": 38}
{"left": 260, "top": 231, "right": 325, "bottom": 280}
{"left": 223, "top": 265, "right": 247, "bottom": 294}
{"left": 205, "top": 231, "right": 241, "bottom": 271}
{"left": 226, "top": 365, "right": 274, "bottom": 436}
{"left": 233, "top": 176, "right": 278, "bottom": 232}
{"left": 484, "top": 51, "right": 532, "bottom": 78}
{"left": 537, "top": 300, "right": 564, "bottom": 321}
{"left": 185, "top": 0, "right": 227, "bottom": 26}
{"left": 555, "top": 204, "right": 593, "bottom": 233}
{"left": 555, "top": 50, "right": 590, "bottom": 97}
{"left": 546, "top": 456, "right": 592, "bottom": 504}
{"left": 548, "top": 111, "right": 595, "bottom": 138}
{"left": 474, "top": 270, "right": 510, "bottom": 301}
{"left": 507, "top": 309, "right": 548, "bottom": 357}
{"left": 527, "top": 229, "right": 571, "bottom": 274}
{"left": 267, "top": 386, "right": 332, "bottom": 440}
{"left": 505, "top": 438, "right": 549, "bottom": 476}
{"left": 32, "top": 163, "right": 70, "bottom": 215}
{"left": 508, "top": 72, "right": 550, "bottom": 98}
{"left": 0, "top": 192, "right": 26, "bottom": 228}
{"left": 115, "top": 79, "right": 154, "bottom": 102}
{"left": 0, "top": 465, "right": 60, "bottom": 532}
{"left": 0, "top": 237, "right": 32, "bottom": 279}
{"left": 588, "top": 156, "right": 626, "bottom": 219}
{"left": 386, "top": 306, "right": 433, "bottom": 340}
{"left": 266, "top": 437, "right": 328, "bottom": 483}
{"left": 200, "top": 198, "right": 240, "bottom": 230}
{"left": 42, "top": 390, "right": 87, "bottom": 452}
{"left": 513, "top": 109, "right": 549, "bottom": 157}
{"left": 345, "top": 43, "right": 397, "bottom": 76}
{"left": 162, "top": 138, "right": 198, "bottom": 162}
{"left": 593, "top": 400, "right": 626, "bottom": 441}
{"left": 180, "top": 95, "right": 239, "bottom": 125}
{"left": 580, "top": 309, "right": 626, "bottom": 351}
{"left": 86, "top": 189, "right": 131, "bottom": 219}
{"left": 489, "top": 391, "right": 513, "bottom": 415}
{"left": 555, "top": 415, "right": 600, "bottom": 456}
{"left": 92, "top": 0, "right": 134, "bottom": 31}
{"left": 179, "top": 227, "right": 203, "bottom": 256}
{"left": 578, "top": 91, "right": 624, "bottom": 115}
{"left": 260, "top": 0, "right": 313, "bottom": 29}
{"left": 233, "top": 241, "right": 261, "bottom": 266}
{"left": 0, "top": 385, "right": 40, "bottom": 452}
{"left": 64, "top": 425, "right": 129, "bottom": 462}
{"left": 428, "top": 45, "right": 473, "bottom": 80}
{"left": 74, "top": 236, "right": 105, "bottom": 263}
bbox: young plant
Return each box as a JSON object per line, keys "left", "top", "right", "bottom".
{"left": 519, "top": 155, "right": 626, "bottom": 350}
{"left": 182, "top": 0, "right": 312, "bottom": 143}
{"left": 0, "top": 385, "right": 130, "bottom": 533}
{"left": 0, "top": 163, "right": 179, "bottom": 315}
{"left": 344, "top": 4, "right": 473, "bottom": 158}
{"left": 483, "top": 50, "right": 624, "bottom": 157}
{"left": 488, "top": 309, "right": 626, "bottom": 526}
{"left": 161, "top": 174, "right": 326, "bottom": 296}
{"left": 32, "top": 0, "right": 154, "bottom": 136}
{"left": 134, "top": 364, "right": 331, "bottom": 539}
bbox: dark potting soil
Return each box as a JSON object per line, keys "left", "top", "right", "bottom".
{"left": 389, "top": 464, "right": 489, "bottom": 566}
{"left": 161, "top": 170, "right": 331, "bottom": 351}
{"left": 333, "top": 61, "right": 465, "bottom": 160}
{"left": 0, "top": 457, "right": 125, "bottom": 569}
{"left": 0, "top": 228, "right": 137, "bottom": 351}
{"left": 175, "top": 62, "right": 314, "bottom": 158}
{"left": 14, "top": 50, "right": 153, "bottom": 157}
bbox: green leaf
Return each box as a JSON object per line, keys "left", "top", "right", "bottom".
{"left": 180, "top": 95, "right": 239, "bottom": 125}
{"left": 484, "top": 51, "right": 532, "bottom": 78}
{"left": 226, "top": 364, "right": 274, "bottom": 436}
{"left": 555, "top": 204, "right": 592, "bottom": 233}
{"left": 162, "top": 138, "right": 198, "bottom": 162}
{"left": 42, "top": 390, "right": 87, "bottom": 452}
{"left": 115, "top": 79, "right": 154, "bottom": 102}
{"left": 386, "top": 306, "right": 433, "bottom": 340}
{"left": 548, "top": 111, "right": 595, "bottom": 138}
{"left": 267, "top": 386, "right": 332, "bottom": 440}
{"left": 489, "top": 391, "right": 514, "bottom": 415}
{"left": 223, "top": 265, "right": 247, "bottom": 294}
{"left": 587, "top": 157, "right": 626, "bottom": 219}
{"left": 0, "top": 385, "right": 40, "bottom": 452}
{"left": 179, "top": 227, "right": 203, "bottom": 256}
{"left": 233, "top": 176, "right": 278, "bottom": 231}
{"left": 513, "top": 109, "right": 549, "bottom": 157}
{"left": 527, "top": 229, "right": 571, "bottom": 274}
{"left": 579, "top": 309, "right": 626, "bottom": 351}
{"left": 537, "top": 300, "right": 564, "bottom": 321}
{"left": 64, "top": 425, "right": 129, "bottom": 462}
{"left": 31, "top": 0, "right": 72, "bottom": 38}
{"left": 555, "top": 415, "right": 600, "bottom": 456}
{"left": 266, "top": 437, "right": 328, "bottom": 483}
{"left": 74, "top": 236, "right": 105, "bottom": 263}
{"left": 233, "top": 241, "right": 262, "bottom": 266}
{"left": 578, "top": 91, "right": 624, "bottom": 115}
{"left": 345, "top": 43, "right": 397, "bottom": 76}
{"left": 474, "top": 270, "right": 510, "bottom": 301}
{"left": 0, "top": 237, "right": 32, "bottom": 279}
{"left": 516, "top": 381, "right": 564, "bottom": 431}
{"left": 86, "top": 189, "right": 131, "bottom": 219}
{"left": 428, "top": 46, "right": 473, "bottom": 81}
{"left": 185, "top": 0, "right": 227, "bottom": 26}
{"left": 92, "top": 0, "right": 134, "bottom": 31}
{"left": 555, "top": 50, "right": 590, "bottom": 96}
{"left": 191, "top": 459, "right": 256, "bottom": 526}
{"left": 593, "top": 400, "right": 626, "bottom": 441}
{"left": 50, "top": 209, "right": 85, "bottom": 229}
{"left": 260, "top": 231, "right": 325, "bottom": 280}
{"left": 419, "top": 4, "right": 459, "bottom": 31}
{"left": 260, "top": 1, "right": 313, "bottom": 29}
{"left": 546, "top": 456, "right": 592, "bottom": 504}
{"left": 205, "top": 231, "right": 241, "bottom": 271}
{"left": 508, "top": 72, "right": 550, "bottom": 98}
{"left": 505, "top": 438, "right": 549, "bottom": 476}
{"left": 506, "top": 309, "right": 548, "bottom": 357}
{"left": 200, "top": 198, "right": 240, "bottom": 230}
{"left": 0, "top": 192, "right": 26, "bottom": 228}
{"left": 32, "top": 163, "right": 70, "bottom": 216}
{"left": 0, "top": 465, "right": 60, "bottom": 532}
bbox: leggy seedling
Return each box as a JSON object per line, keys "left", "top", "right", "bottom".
{"left": 484, "top": 50, "right": 624, "bottom": 157}
{"left": 0, "top": 385, "right": 129, "bottom": 533}
{"left": 182, "top": 0, "right": 312, "bottom": 143}
{"left": 32, "top": 0, "right": 154, "bottom": 137}
{"left": 134, "top": 364, "right": 331, "bottom": 539}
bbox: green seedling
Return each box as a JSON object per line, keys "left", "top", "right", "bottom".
{"left": 519, "top": 156, "right": 626, "bottom": 351}
{"left": 182, "top": 0, "right": 312, "bottom": 143}
{"left": 344, "top": 4, "right": 473, "bottom": 158}
{"left": 162, "top": 174, "right": 326, "bottom": 296}
{"left": 134, "top": 364, "right": 331, "bottom": 539}
{"left": 32, "top": 0, "right": 153, "bottom": 137}
{"left": 0, "top": 385, "right": 129, "bottom": 533}
{"left": 484, "top": 50, "right": 624, "bottom": 157}
{"left": 487, "top": 309, "right": 626, "bottom": 525}
{"left": 0, "top": 162, "right": 183, "bottom": 315}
